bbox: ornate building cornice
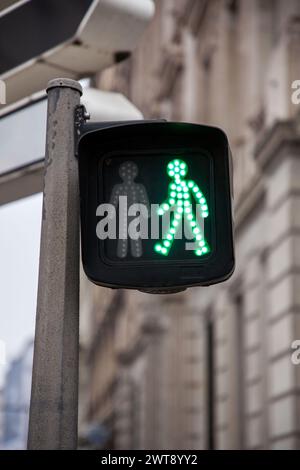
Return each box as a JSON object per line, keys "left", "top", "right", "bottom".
{"left": 254, "top": 115, "right": 300, "bottom": 170}
{"left": 235, "top": 113, "right": 300, "bottom": 233}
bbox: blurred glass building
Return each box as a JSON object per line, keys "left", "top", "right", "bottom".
{"left": 0, "top": 341, "right": 33, "bottom": 449}
{"left": 78, "top": 0, "right": 300, "bottom": 450}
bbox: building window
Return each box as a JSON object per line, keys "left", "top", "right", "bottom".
{"left": 202, "top": 54, "right": 212, "bottom": 123}
{"left": 226, "top": 0, "right": 239, "bottom": 16}
{"left": 205, "top": 314, "right": 215, "bottom": 450}
{"left": 233, "top": 291, "right": 245, "bottom": 449}
{"left": 270, "top": 0, "right": 281, "bottom": 45}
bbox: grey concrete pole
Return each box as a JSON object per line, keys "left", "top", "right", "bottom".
{"left": 27, "top": 78, "right": 82, "bottom": 450}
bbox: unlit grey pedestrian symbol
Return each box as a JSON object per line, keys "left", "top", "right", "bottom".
{"left": 109, "top": 161, "right": 149, "bottom": 258}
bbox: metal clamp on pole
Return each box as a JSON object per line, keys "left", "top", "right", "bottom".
{"left": 28, "top": 78, "right": 82, "bottom": 450}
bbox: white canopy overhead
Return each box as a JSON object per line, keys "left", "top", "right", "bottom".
{"left": 0, "top": 0, "right": 154, "bottom": 105}
{"left": 82, "top": 88, "right": 143, "bottom": 122}
{"left": 0, "top": 87, "right": 143, "bottom": 205}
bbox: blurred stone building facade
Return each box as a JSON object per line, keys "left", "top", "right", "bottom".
{"left": 79, "top": 0, "right": 300, "bottom": 449}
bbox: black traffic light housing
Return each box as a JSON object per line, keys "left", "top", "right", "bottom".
{"left": 77, "top": 118, "right": 234, "bottom": 293}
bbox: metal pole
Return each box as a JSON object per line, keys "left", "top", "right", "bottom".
{"left": 28, "top": 78, "right": 82, "bottom": 449}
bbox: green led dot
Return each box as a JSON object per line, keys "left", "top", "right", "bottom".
{"left": 175, "top": 167, "right": 180, "bottom": 173}
{"left": 163, "top": 204, "right": 169, "bottom": 211}
{"left": 202, "top": 204, "right": 208, "bottom": 211}
{"left": 178, "top": 193, "right": 183, "bottom": 199}
{"left": 164, "top": 241, "right": 171, "bottom": 247}
{"left": 180, "top": 163, "right": 186, "bottom": 169}
{"left": 177, "top": 200, "right": 183, "bottom": 206}
{"left": 202, "top": 212, "right": 209, "bottom": 218}
{"left": 183, "top": 186, "right": 189, "bottom": 192}
{"left": 171, "top": 184, "right": 176, "bottom": 190}
{"left": 191, "top": 221, "right": 196, "bottom": 227}
{"left": 161, "top": 248, "right": 167, "bottom": 255}
{"left": 184, "top": 201, "right": 189, "bottom": 206}
{"left": 174, "top": 160, "right": 180, "bottom": 166}
{"left": 183, "top": 193, "right": 189, "bottom": 199}
{"left": 187, "top": 214, "right": 193, "bottom": 220}
{"left": 169, "top": 171, "right": 174, "bottom": 177}
{"left": 178, "top": 207, "right": 183, "bottom": 214}
{"left": 171, "top": 191, "right": 176, "bottom": 198}
{"left": 202, "top": 246, "right": 208, "bottom": 254}
{"left": 196, "top": 234, "right": 202, "bottom": 240}
{"left": 193, "top": 228, "right": 200, "bottom": 234}
{"left": 196, "top": 192, "right": 202, "bottom": 199}
{"left": 155, "top": 244, "right": 162, "bottom": 252}
{"left": 158, "top": 208, "right": 164, "bottom": 215}
{"left": 176, "top": 186, "right": 182, "bottom": 191}
{"left": 180, "top": 170, "right": 185, "bottom": 176}
{"left": 188, "top": 182, "right": 194, "bottom": 188}
{"left": 193, "top": 187, "right": 198, "bottom": 192}
{"left": 200, "top": 197, "right": 206, "bottom": 204}
{"left": 196, "top": 249, "right": 203, "bottom": 256}
{"left": 175, "top": 213, "right": 181, "bottom": 219}
{"left": 185, "top": 207, "right": 191, "bottom": 214}
{"left": 168, "top": 162, "right": 174, "bottom": 169}
{"left": 170, "top": 228, "right": 176, "bottom": 234}
{"left": 167, "top": 234, "right": 173, "bottom": 240}
{"left": 173, "top": 220, "right": 179, "bottom": 227}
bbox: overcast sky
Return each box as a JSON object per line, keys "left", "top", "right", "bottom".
{"left": 0, "top": 193, "right": 42, "bottom": 387}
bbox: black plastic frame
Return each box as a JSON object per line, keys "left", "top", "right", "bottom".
{"left": 78, "top": 121, "right": 235, "bottom": 291}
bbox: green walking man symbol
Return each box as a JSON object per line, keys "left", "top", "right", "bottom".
{"left": 154, "top": 159, "right": 210, "bottom": 257}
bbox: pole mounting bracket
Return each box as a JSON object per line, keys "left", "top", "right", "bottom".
{"left": 74, "top": 104, "right": 90, "bottom": 156}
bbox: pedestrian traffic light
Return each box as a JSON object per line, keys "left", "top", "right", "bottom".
{"left": 78, "top": 120, "right": 234, "bottom": 292}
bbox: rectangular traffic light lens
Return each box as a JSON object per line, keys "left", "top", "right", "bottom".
{"left": 100, "top": 151, "right": 214, "bottom": 263}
